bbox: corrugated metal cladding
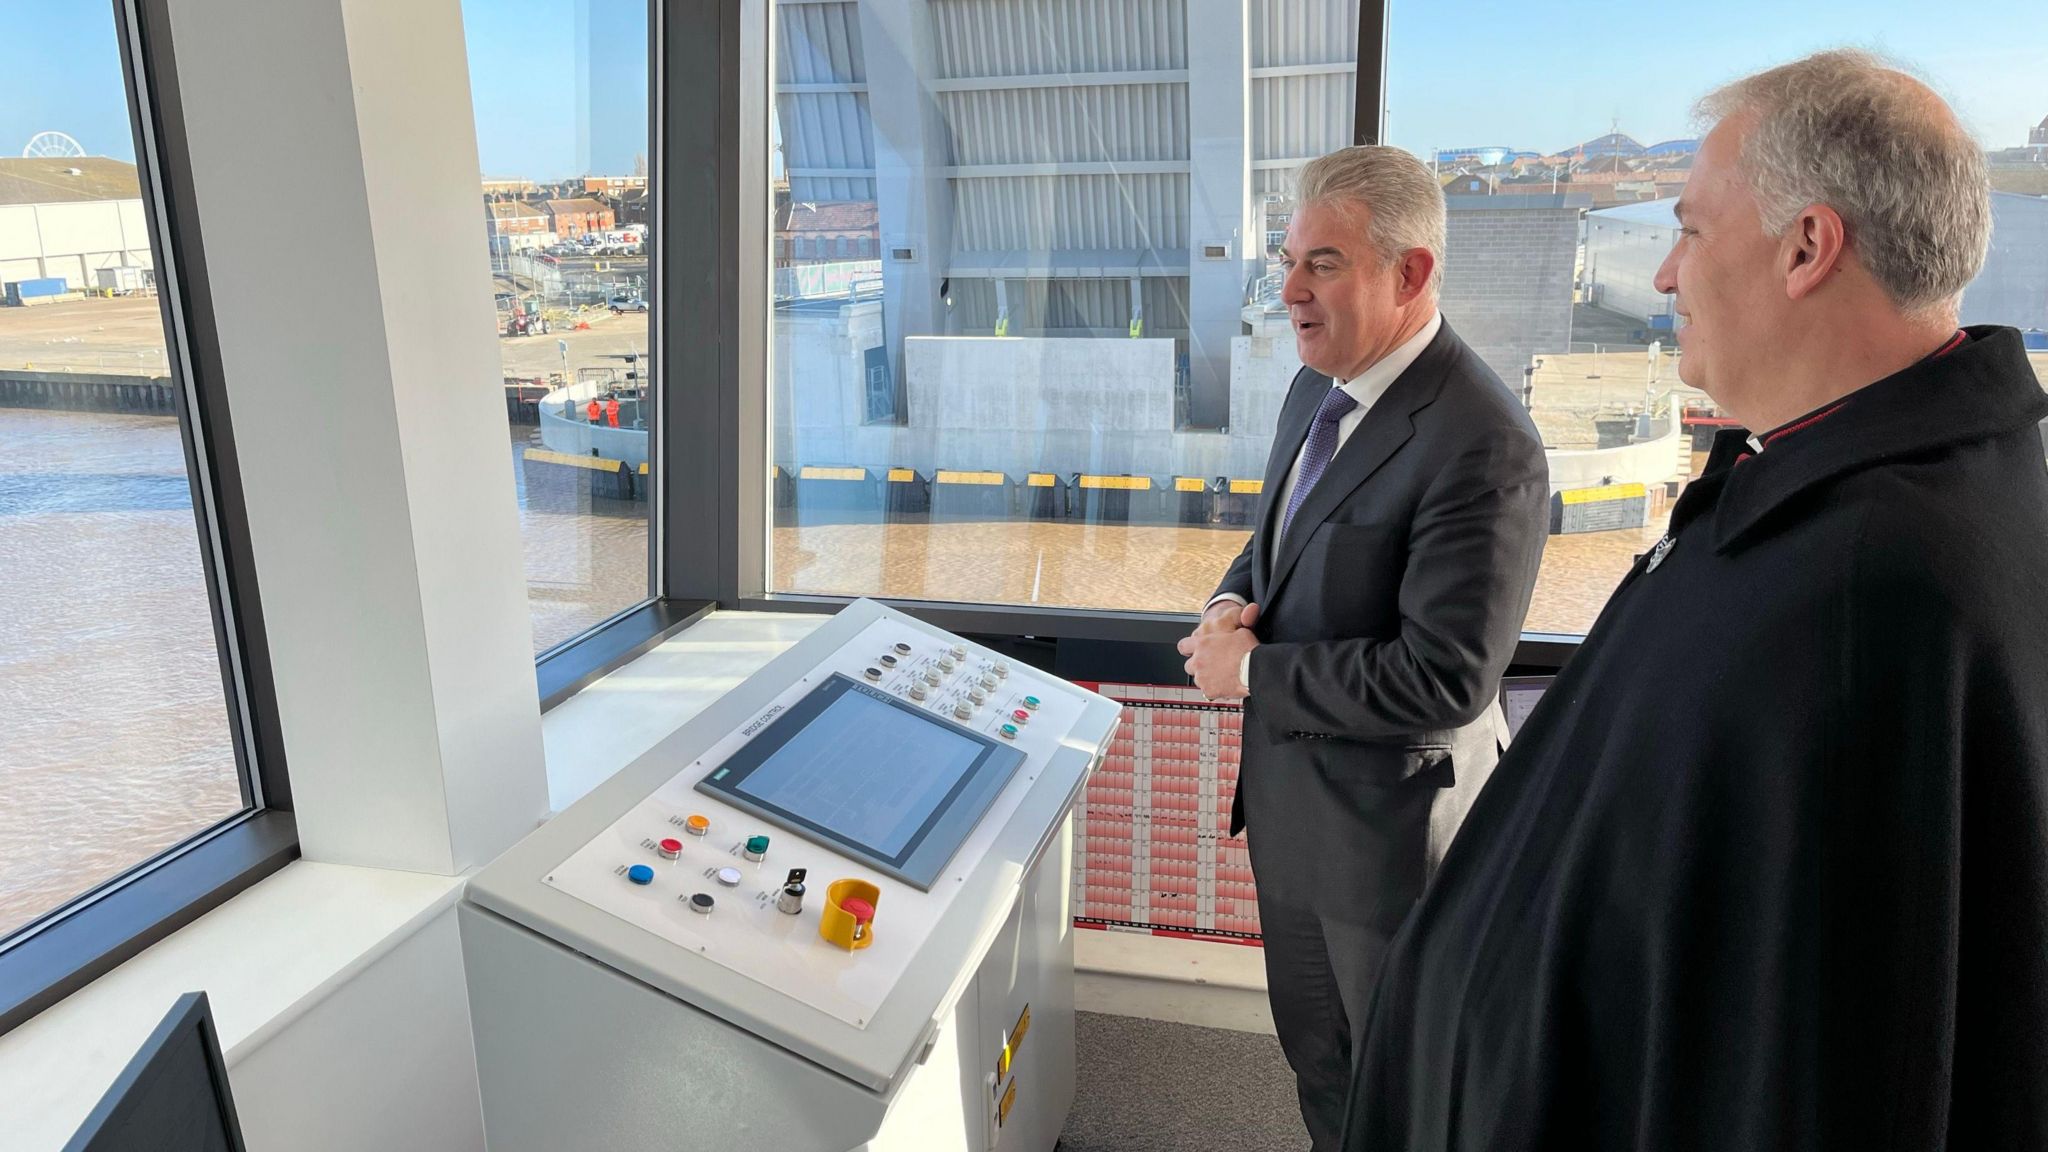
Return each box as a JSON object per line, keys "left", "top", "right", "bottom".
{"left": 950, "top": 275, "right": 1190, "bottom": 334}
{"left": 952, "top": 173, "right": 1189, "bottom": 251}
{"left": 940, "top": 84, "right": 1187, "bottom": 166}
{"left": 777, "top": 1, "right": 866, "bottom": 83}
{"left": 777, "top": 1, "right": 874, "bottom": 203}
{"left": 931, "top": 0, "right": 1186, "bottom": 79}
{"left": 1250, "top": 0, "right": 1358, "bottom": 68}
{"left": 1252, "top": 72, "right": 1354, "bottom": 162}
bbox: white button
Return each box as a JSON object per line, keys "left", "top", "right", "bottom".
{"left": 715, "top": 867, "right": 743, "bottom": 887}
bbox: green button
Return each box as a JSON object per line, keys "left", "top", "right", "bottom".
{"left": 1001, "top": 724, "right": 1019, "bottom": 738}
{"left": 746, "top": 835, "right": 770, "bottom": 855}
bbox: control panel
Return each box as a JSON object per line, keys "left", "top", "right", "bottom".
{"left": 538, "top": 616, "right": 1091, "bottom": 1028}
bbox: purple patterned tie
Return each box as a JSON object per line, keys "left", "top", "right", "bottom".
{"left": 1282, "top": 386, "right": 1359, "bottom": 538}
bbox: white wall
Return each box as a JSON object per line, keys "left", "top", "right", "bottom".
{"left": 231, "top": 910, "right": 484, "bottom": 1152}
{"left": 0, "top": 202, "right": 154, "bottom": 289}
{"left": 0, "top": 0, "right": 548, "bottom": 1146}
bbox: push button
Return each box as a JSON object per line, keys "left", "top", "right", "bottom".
{"left": 688, "top": 892, "right": 715, "bottom": 914}
{"left": 744, "top": 835, "right": 770, "bottom": 862}
{"left": 715, "top": 866, "right": 743, "bottom": 887}
{"left": 626, "top": 864, "right": 655, "bottom": 885}
{"left": 999, "top": 723, "right": 1019, "bottom": 740}
{"left": 684, "top": 814, "right": 710, "bottom": 836}
{"left": 657, "top": 838, "right": 683, "bottom": 859}
{"left": 1022, "top": 695, "right": 1041, "bottom": 711}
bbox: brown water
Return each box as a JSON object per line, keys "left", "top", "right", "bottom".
{"left": 0, "top": 413, "right": 650, "bottom": 939}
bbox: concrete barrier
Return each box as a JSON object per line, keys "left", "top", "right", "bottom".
{"left": 1021, "top": 472, "right": 1067, "bottom": 520}
{"left": 930, "top": 469, "right": 1010, "bottom": 521}
{"left": 0, "top": 370, "right": 177, "bottom": 414}
{"left": 1073, "top": 474, "right": 1167, "bottom": 524}
{"left": 1551, "top": 482, "right": 1649, "bottom": 534}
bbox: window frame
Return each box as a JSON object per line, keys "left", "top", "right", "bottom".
{"left": 0, "top": 0, "right": 297, "bottom": 1037}
{"left": 560, "top": 0, "right": 1581, "bottom": 707}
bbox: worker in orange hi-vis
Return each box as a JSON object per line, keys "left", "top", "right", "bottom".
{"left": 605, "top": 395, "right": 621, "bottom": 428}
{"left": 585, "top": 396, "right": 602, "bottom": 425}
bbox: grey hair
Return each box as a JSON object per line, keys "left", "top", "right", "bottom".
{"left": 1696, "top": 49, "right": 1990, "bottom": 317}
{"left": 1295, "top": 145, "right": 1447, "bottom": 296}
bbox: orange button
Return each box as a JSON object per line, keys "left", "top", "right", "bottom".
{"left": 684, "top": 814, "right": 710, "bottom": 836}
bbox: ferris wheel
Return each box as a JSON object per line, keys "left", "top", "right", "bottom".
{"left": 22, "top": 132, "right": 86, "bottom": 159}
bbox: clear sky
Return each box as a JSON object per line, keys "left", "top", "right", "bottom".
{"left": 2, "top": 1, "right": 2038, "bottom": 178}
{"left": 1384, "top": 0, "right": 2045, "bottom": 157}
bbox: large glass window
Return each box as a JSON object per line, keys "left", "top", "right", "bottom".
{"left": 465, "top": 0, "right": 654, "bottom": 653}
{"left": 766, "top": 0, "right": 1358, "bottom": 615}
{"left": 0, "top": 5, "right": 242, "bottom": 940}
{"left": 1384, "top": 0, "right": 2048, "bottom": 634}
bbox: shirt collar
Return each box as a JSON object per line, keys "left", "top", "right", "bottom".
{"left": 1334, "top": 310, "right": 1443, "bottom": 407}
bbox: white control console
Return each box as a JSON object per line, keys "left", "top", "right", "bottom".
{"left": 461, "top": 600, "right": 1121, "bottom": 1152}
{"left": 538, "top": 617, "right": 1088, "bottom": 1027}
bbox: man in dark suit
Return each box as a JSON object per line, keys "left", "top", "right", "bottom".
{"left": 1177, "top": 145, "right": 1549, "bottom": 1151}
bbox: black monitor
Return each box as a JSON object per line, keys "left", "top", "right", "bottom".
{"left": 64, "top": 991, "right": 246, "bottom": 1152}
{"left": 696, "top": 673, "right": 1027, "bottom": 890}
{"left": 1500, "top": 675, "right": 1554, "bottom": 742}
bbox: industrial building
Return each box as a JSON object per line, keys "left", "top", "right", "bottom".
{"left": 0, "top": 158, "right": 153, "bottom": 292}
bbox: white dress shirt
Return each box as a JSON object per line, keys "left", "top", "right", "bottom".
{"left": 1207, "top": 310, "right": 1443, "bottom": 696}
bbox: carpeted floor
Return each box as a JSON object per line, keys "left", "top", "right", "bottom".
{"left": 1059, "top": 1011, "right": 1307, "bottom": 1152}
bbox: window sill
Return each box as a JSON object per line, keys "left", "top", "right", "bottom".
{"left": 0, "top": 861, "right": 463, "bottom": 1151}
{"left": 540, "top": 609, "right": 827, "bottom": 811}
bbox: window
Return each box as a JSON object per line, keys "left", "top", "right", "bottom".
{"left": 1383, "top": 0, "right": 2048, "bottom": 634}
{"left": 465, "top": 0, "right": 655, "bottom": 655}
{"left": 767, "top": 0, "right": 1359, "bottom": 615}
{"left": 0, "top": 4, "right": 265, "bottom": 948}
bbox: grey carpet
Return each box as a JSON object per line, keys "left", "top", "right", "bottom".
{"left": 1060, "top": 1011, "right": 1308, "bottom": 1152}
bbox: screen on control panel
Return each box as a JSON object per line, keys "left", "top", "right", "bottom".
{"left": 697, "top": 673, "right": 1027, "bottom": 890}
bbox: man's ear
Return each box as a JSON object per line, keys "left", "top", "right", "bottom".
{"left": 1783, "top": 203, "right": 1847, "bottom": 302}
{"left": 1396, "top": 248, "right": 1436, "bottom": 304}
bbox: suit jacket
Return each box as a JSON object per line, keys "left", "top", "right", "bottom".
{"left": 1211, "top": 318, "right": 1548, "bottom": 930}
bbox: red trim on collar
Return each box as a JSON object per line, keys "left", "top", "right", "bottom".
{"left": 1933, "top": 329, "right": 1966, "bottom": 359}
{"left": 1762, "top": 398, "right": 1850, "bottom": 447}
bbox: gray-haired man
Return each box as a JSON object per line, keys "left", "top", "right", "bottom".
{"left": 1176, "top": 145, "right": 1549, "bottom": 1152}
{"left": 1345, "top": 50, "right": 2048, "bottom": 1151}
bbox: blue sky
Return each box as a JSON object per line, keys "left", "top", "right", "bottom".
{"left": 1384, "top": 0, "right": 2045, "bottom": 157}
{"left": 3, "top": 1, "right": 2038, "bottom": 178}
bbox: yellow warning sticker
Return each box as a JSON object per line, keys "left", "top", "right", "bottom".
{"left": 1010, "top": 1004, "right": 1031, "bottom": 1060}
{"left": 999, "top": 1078, "right": 1018, "bottom": 1126}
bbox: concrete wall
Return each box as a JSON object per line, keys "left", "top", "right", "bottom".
{"left": 905, "top": 336, "right": 1178, "bottom": 476}
{"left": 1583, "top": 209, "right": 1678, "bottom": 326}
{"left": 0, "top": 201, "right": 155, "bottom": 290}
{"left": 1964, "top": 192, "right": 2048, "bottom": 332}
{"left": 1544, "top": 405, "right": 1683, "bottom": 494}
{"left": 1440, "top": 198, "right": 1582, "bottom": 382}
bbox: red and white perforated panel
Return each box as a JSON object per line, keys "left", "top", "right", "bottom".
{"left": 1072, "top": 683, "right": 1260, "bottom": 946}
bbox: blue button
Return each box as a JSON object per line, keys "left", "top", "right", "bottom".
{"left": 627, "top": 864, "right": 655, "bottom": 885}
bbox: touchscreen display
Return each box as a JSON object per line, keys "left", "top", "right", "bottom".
{"left": 733, "top": 687, "right": 983, "bottom": 857}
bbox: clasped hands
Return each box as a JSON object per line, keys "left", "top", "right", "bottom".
{"left": 1177, "top": 600, "right": 1260, "bottom": 700}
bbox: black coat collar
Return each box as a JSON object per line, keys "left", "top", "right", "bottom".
{"left": 1706, "top": 326, "right": 2048, "bottom": 553}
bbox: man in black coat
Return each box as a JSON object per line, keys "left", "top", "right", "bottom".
{"left": 1345, "top": 50, "right": 2048, "bottom": 1150}
{"left": 1177, "top": 146, "right": 1549, "bottom": 1151}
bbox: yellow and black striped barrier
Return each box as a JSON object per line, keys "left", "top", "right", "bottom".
{"left": 1073, "top": 473, "right": 1168, "bottom": 524}
{"left": 1022, "top": 472, "right": 1067, "bottom": 519}
{"left": 1551, "top": 481, "right": 1649, "bottom": 535}
{"left": 883, "top": 467, "right": 929, "bottom": 517}
{"left": 931, "top": 468, "right": 1011, "bottom": 520}
{"left": 522, "top": 447, "right": 639, "bottom": 502}
{"left": 790, "top": 464, "right": 882, "bottom": 521}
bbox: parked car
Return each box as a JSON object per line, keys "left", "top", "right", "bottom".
{"left": 608, "top": 295, "right": 648, "bottom": 314}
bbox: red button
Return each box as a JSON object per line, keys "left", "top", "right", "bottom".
{"left": 840, "top": 897, "right": 876, "bottom": 923}
{"left": 658, "top": 838, "right": 682, "bottom": 856}
{"left": 1012, "top": 709, "right": 1029, "bottom": 722}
